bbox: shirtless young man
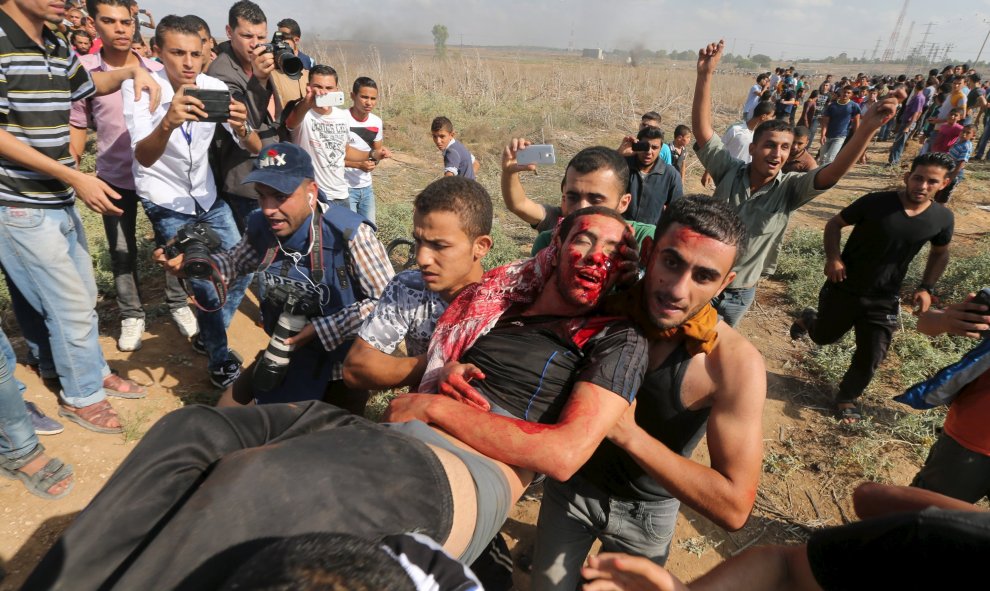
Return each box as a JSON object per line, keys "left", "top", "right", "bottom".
{"left": 531, "top": 196, "right": 766, "bottom": 589}
{"left": 25, "top": 207, "right": 648, "bottom": 590}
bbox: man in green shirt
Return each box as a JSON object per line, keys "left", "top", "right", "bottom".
{"left": 692, "top": 39, "right": 904, "bottom": 326}
{"left": 500, "top": 139, "right": 655, "bottom": 255}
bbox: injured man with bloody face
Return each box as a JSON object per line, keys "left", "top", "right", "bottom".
{"left": 25, "top": 206, "right": 651, "bottom": 590}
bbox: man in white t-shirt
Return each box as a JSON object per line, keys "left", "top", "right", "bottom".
{"left": 284, "top": 65, "right": 354, "bottom": 204}
{"left": 743, "top": 73, "right": 769, "bottom": 119}
{"left": 343, "top": 76, "right": 392, "bottom": 223}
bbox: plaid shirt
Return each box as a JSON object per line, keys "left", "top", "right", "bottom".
{"left": 214, "top": 221, "right": 393, "bottom": 380}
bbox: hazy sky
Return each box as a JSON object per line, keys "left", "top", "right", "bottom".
{"left": 140, "top": 0, "right": 990, "bottom": 62}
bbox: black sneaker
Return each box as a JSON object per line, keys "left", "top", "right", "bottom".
{"left": 789, "top": 307, "right": 818, "bottom": 340}
{"left": 209, "top": 358, "right": 242, "bottom": 389}
{"left": 191, "top": 334, "right": 207, "bottom": 356}
{"left": 193, "top": 335, "right": 243, "bottom": 364}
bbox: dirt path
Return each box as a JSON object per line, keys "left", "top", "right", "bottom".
{"left": 2, "top": 139, "right": 988, "bottom": 589}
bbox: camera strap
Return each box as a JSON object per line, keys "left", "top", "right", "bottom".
{"left": 180, "top": 262, "right": 228, "bottom": 314}
{"left": 258, "top": 213, "right": 325, "bottom": 282}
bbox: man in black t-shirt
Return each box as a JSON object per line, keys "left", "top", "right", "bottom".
{"left": 791, "top": 152, "right": 955, "bottom": 424}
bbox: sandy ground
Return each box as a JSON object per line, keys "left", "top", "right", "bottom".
{"left": 2, "top": 139, "right": 989, "bottom": 589}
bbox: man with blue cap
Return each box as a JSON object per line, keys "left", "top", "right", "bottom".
{"left": 158, "top": 142, "right": 393, "bottom": 413}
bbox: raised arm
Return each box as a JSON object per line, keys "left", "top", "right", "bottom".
{"left": 384, "top": 381, "right": 632, "bottom": 482}
{"left": 692, "top": 40, "right": 724, "bottom": 148}
{"left": 132, "top": 85, "right": 207, "bottom": 168}
{"left": 500, "top": 138, "right": 544, "bottom": 225}
{"left": 814, "top": 89, "right": 905, "bottom": 190}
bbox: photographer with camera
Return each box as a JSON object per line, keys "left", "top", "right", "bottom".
{"left": 161, "top": 143, "right": 392, "bottom": 414}
{"left": 124, "top": 15, "right": 261, "bottom": 389}
{"left": 207, "top": 0, "right": 279, "bottom": 231}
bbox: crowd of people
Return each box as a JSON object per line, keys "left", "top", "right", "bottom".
{"left": 0, "top": 1, "right": 988, "bottom": 589}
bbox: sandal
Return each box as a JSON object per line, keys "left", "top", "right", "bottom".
{"left": 0, "top": 445, "right": 74, "bottom": 500}
{"left": 103, "top": 369, "right": 147, "bottom": 399}
{"left": 837, "top": 403, "right": 863, "bottom": 424}
{"left": 59, "top": 400, "right": 123, "bottom": 434}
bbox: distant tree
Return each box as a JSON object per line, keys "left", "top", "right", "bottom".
{"left": 655, "top": 49, "right": 667, "bottom": 59}
{"left": 751, "top": 53, "right": 772, "bottom": 67}
{"left": 432, "top": 24, "right": 448, "bottom": 58}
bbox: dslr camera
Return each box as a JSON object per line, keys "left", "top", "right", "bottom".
{"left": 261, "top": 31, "right": 304, "bottom": 80}
{"left": 253, "top": 283, "right": 322, "bottom": 392}
{"left": 164, "top": 223, "right": 222, "bottom": 280}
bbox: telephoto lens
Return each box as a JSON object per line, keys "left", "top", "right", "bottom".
{"left": 253, "top": 311, "right": 308, "bottom": 392}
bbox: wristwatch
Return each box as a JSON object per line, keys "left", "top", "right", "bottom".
{"left": 240, "top": 120, "right": 253, "bottom": 138}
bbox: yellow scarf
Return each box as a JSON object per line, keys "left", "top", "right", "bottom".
{"left": 605, "top": 282, "right": 719, "bottom": 355}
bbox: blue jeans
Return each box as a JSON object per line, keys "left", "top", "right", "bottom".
{"left": 223, "top": 193, "right": 260, "bottom": 235}
{"left": 878, "top": 119, "right": 894, "bottom": 141}
{"left": 0, "top": 328, "right": 37, "bottom": 462}
{"left": 0, "top": 205, "right": 111, "bottom": 407}
{"left": 1, "top": 269, "right": 56, "bottom": 379}
{"left": 347, "top": 185, "right": 376, "bottom": 223}
{"left": 0, "top": 328, "right": 27, "bottom": 397}
{"left": 888, "top": 124, "right": 915, "bottom": 165}
{"left": 531, "top": 475, "right": 680, "bottom": 591}
{"left": 714, "top": 285, "right": 757, "bottom": 327}
{"left": 818, "top": 137, "right": 845, "bottom": 165}
{"left": 140, "top": 199, "right": 249, "bottom": 371}
{"left": 976, "top": 122, "right": 990, "bottom": 160}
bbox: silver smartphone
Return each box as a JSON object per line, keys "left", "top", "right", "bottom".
{"left": 315, "top": 91, "right": 346, "bottom": 108}
{"left": 516, "top": 144, "right": 556, "bottom": 165}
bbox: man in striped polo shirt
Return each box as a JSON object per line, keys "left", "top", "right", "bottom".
{"left": 0, "top": 0, "right": 160, "bottom": 434}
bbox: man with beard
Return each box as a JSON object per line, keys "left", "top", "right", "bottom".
{"left": 790, "top": 153, "right": 954, "bottom": 424}
{"left": 25, "top": 207, "right": 648, "bottom": 591}
{"left": 622, "top": 126, "right": 683, "bottom": 225}
{"left": 691, "top": 39, "right": 903, "bottom": 327}
{"left": 529, "top": 197, "right": 767, "bottom": 590}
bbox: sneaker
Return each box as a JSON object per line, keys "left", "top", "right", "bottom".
{"left": 170, "top": 306, "right": 199, "bottom": 338}
{"left": 789, "top": 307, "right": 818, "bottom": 340}
{"left": 192, "top": 335, "right": 243, "bottom": 363}
{"left": 117, "top": 317, "right": 145, "bottom": 352}
{"left": 25, "top": 401, "right": 64, "bottom": 436}
{"left": 209, "top": 358, "right": 242, "bottom": 389}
